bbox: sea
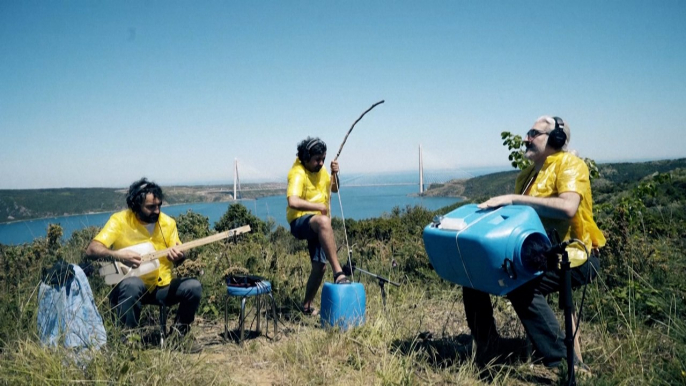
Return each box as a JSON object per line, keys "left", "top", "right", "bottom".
{"left": 0, "top": 168, "right": 506, "bottom": 245}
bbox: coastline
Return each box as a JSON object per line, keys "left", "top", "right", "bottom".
{"left": 0, "top": 197, "right": 277, "bottom": 225}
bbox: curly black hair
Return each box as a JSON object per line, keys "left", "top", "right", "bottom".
{"left": 296, "top": 137, "right": 327, "bottom": 162}
{"left": 125, "top": 177, "right": 164, "bottom": 213}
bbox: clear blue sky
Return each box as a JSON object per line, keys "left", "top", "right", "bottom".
{"left": 1, "top": 1, "right": 684, "bottom": 189}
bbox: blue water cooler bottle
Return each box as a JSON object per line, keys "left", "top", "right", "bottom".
{"left": 320, "top": 282, "right": 366, "bottom": 330}
{"left": 423, "top": 204, "right": 551, "bottom": 296}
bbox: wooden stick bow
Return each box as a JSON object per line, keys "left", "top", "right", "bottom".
{"left": 328, "top": 100, "right": 385, "bottom": 215}
{"left": 333, "top": 100, "right": 385, "bottom": 162}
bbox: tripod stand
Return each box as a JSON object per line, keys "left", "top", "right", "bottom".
{"left": 351, "top": 265, "right": 400, "bottom": 311}
{"left": 342, "top": 248, "right": 400, "bottom": 313}
{"left": 545, "top": 232, "right": 578, "bottom": 386}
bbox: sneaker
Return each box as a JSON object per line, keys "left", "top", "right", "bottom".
{"left": 474, "top": 336, "right": 502, "bottom": 365}
{"left": 474, "top": 335, "right": 529, "bottom": 365}
{"left": 166, "top": 328, "right": 202, "bottom": 354}
{"left": 575, "top": 361, "right": 593, "bottom": 378}
{"left": 543, "top": 359, "right": 562, "bottom": 368}
{"left": 180, "top": 339, "right": 203, "bottom": 354}
{"left": 543, "top": 356, "right": 593, "bottom": 379}
{"left": 120, "top": 332, "right": 145, "bottom": 350}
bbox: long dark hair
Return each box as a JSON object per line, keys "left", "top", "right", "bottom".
{"left": 125, "top": 177, "right": 164, "bottom": 213}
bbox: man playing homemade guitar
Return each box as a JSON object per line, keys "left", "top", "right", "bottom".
{"left": 86, "top": 178, "right": 202, "bottom": 349}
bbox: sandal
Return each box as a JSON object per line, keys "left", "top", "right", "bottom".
{"left": 333, "top": 271, "right": 351, "bottom": 284}
{"left": 301, "top": 304, "right": 319, "bottom": 316}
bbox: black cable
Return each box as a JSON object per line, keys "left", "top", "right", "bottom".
{"left": 561, "top": 239, "right": 595, "bottom": 386}
{"left": 567, "top": 239, "right": 591, "bottom": 343}
{"left": 158, "top": 219, "right": 169, "bottom": 248}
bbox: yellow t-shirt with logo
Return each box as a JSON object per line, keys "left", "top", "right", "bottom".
{"left": 286, "top": 158, "right": 331, "bottom": 223}
{"left": 94, "top": 209, "right": 181, "bottom": 290}
{"left": 514, "top": 151, "right": 606, "bottom": 268}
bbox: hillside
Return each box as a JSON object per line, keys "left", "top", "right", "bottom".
{"left": 0, "top": 183, "right": 285, "bottom": 223}
{"left": 422, "top": 157, "right": 686, "bottom": 200}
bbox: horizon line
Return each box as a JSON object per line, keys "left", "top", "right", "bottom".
{"left": 2, "top": 156, "right": 684, "bottom": 191}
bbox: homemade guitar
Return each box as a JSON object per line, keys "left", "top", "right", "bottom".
{"left": 98, "top": 225, "right": 251, "bottom": 285}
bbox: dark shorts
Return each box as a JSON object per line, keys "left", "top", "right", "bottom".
{"left": 290, "top": 215, "right": 326, "bottom": 264}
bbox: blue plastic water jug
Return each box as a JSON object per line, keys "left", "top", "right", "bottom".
{"left": 320, "top": 282, "right": 366, "bottom": 330}
{"left": 423, "top": 204, "right": 551, "bottom": 296}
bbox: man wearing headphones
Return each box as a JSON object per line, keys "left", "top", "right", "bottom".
{"left": 86, "top": 178, "right": 202, "bottom": 350}
{"left": 287, "top": 137, "right": 351, "bottom": 316}
{"left": 465, "top": 116, "right": 605, "bottom": 369}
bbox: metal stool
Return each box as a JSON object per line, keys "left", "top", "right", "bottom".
{"left": 224, "top": 279, "right": 277, "bottom": 344}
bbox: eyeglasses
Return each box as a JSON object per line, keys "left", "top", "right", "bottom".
{"left": 526, "top": 129, "right": 549, "bottom": 139}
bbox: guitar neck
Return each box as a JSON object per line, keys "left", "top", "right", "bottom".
{"left": 141, "top": 225, "right": 251, "bottom": 262}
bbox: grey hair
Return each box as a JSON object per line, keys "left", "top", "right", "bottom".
{"left": 535, "top": 115, "right": 571, "bottom": 150}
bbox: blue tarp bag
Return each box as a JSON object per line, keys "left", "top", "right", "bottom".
{"left": 37, "top": 261, "right": 107, "bottom": 364}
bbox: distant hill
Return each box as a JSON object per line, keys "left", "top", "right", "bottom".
{"left": 421, "top": 170, "right": 518, "bottom": 200}
{"left": 0, "top": 188, "right": 125, "bottom": 223}
{"left": 593, "top": 158, "right": 686, "bottom": 191}
{"left": 0, "top": 183, "right": 285, "bottom": 223}
{"left": 422, "top": 157, "right": 686, "bottom": 200}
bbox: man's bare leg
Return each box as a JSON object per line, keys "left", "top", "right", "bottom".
{"left": 303, "top": 261, "right": 326, "bottom": 312}
{"left": 309, "top": 214, "right": 346, "bottom": 280}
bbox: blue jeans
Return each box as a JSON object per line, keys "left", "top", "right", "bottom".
{"left": 109, "top": 276, "right": 202, "bottom": 332}
{"left": 463, "top": 254, "right": 600, "bottom": 365}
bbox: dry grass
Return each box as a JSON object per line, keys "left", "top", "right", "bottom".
{"left": 3, "top": 270, "right": 685, "bottom": 385}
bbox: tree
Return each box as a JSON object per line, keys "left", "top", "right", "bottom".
{"left": 501, "top": 131, "right": 531, "bottom": 170}
{"left": 214, "top": 203, "right": 269, "bottom": 235}
{"left": 501, "top": 131, "right": 600, "bottom": 179}
{"left": 175, "top": 210, "right": 212, "bottom": 241}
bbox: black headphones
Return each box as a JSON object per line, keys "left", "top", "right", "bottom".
{"left": 547, "top": 116, "right": 567, "bottom": 150}
{"left": 306, "top": 138, "right": 322, "bottom": 158}
{"left": 301, "top": 138, "right": 325, "bottom": 162}
{"left": 126, "top": 181, "right": 149, "bottom": 213}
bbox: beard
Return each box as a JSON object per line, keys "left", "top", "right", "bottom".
{"left": 305, "top": 164, "right": 323, "bottom": 173}
{"left": 524, "top": 142, "right": 539, "bottom": 158}
{"left": 138, "top": 211, "right": 159, "bottom": 224}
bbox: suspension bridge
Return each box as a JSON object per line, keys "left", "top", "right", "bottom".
{"left": 221, "top": 147, "right": 482, "bottom": 199}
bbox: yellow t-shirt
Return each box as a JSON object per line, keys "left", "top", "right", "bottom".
{"left": 515, "top": 151, "right": 606, "bottom": 268}
{"left": 286, "top": 158, "right": 331, "bottom": 223}
{"left": 94, "top": 209, "right": 181, "bottom": 290}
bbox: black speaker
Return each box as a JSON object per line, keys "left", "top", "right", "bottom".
{"left": 547, "top": 116, "right": 567, "bottom": 150}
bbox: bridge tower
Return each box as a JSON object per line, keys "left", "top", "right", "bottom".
{"left": 419, "top": 144, "right": 425, "bottom": 194}
{"left": 233, "top": 158, "right": 241, "bottom": 200}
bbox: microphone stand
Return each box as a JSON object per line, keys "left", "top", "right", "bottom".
{"left": 353, "top": 265, "right": 400, "bottom": 311}
{"left": 343, "top": 250, "right": 400, "bottom": 313}
{"left": 546, "top": 230, "right": 576, "bottom": 386}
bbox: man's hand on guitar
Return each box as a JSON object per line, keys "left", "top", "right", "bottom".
{"left": 166, "top": 243, "right": 185, "bottom": 262}
{"left": 91, "top": 225, "right": 250, "bottom": 285}
{"left": 114, "top": 249, "right": 142, "bottom": 269}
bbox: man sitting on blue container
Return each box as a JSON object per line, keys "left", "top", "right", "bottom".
{"left": 467, "top": 116, "right": 605, "bottom": 369}
{"left": 287, "top": 137, "right": 351, "bottom": 316}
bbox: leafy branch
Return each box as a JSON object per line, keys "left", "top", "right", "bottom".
{"left": 501, "top": 131, "right": 600, "bottom": 180}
